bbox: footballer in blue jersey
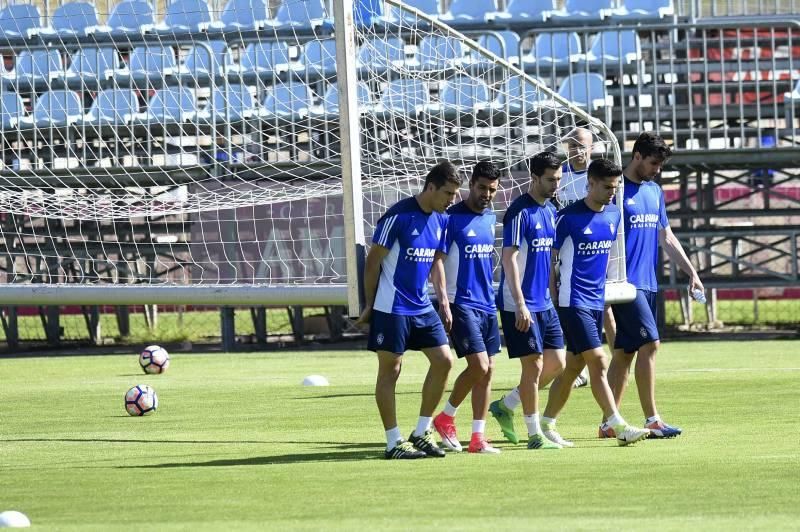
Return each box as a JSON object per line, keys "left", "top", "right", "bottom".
{"left": 606, "top": 132, "right": 704, "bottom": 440}
{"left": 358, "top": 161, "right": 463, "bottom": 460}
{"left": 541, "top": 158, "right": 651, "bottom": 447}
{"left": 431, "top": 161, "right": 502, "bottom": 454}
{"left": 487, "top": 152, "right": 568, "bottom": 450}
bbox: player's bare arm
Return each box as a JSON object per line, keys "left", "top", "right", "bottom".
{"left": 501, "top": 245, "right": 532, "bottom": 332}
{"left": 430, "top": 251, "right": 452, "bottom": 332}
{"left": 356, "top": 243, "right": 390, "bottom": 325}
{"left": 659, "top": 226, "right": 704, "bottom": 292}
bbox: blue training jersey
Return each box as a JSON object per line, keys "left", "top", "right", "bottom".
{"left": 443, "top": 201, "right": 497, "bottom": 313}
{"left": 622, "top": 177, "right": 668, "bottom": 292}
{"left": 556, "top": 163, "right": 588, "bottom": 209}
{"left": 554, "top": 200, "right": 621, "bottom": 311}
{"left": 497, "top": 193, "right": 557, "bottom": 313}
{"left": 372, "top": 196, "right": 448, "bottom": 316}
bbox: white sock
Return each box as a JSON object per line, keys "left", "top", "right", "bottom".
{"left": 541, "top": 416, "right": 557, "bottom": 428}
{"left": 443, "top": 401, "right": 458, "bottom": 417}
{"left": 524, "top": 413, "right": 541, "bottom": 436}
{"left": 472, "top": 419, "right": 485, "bottom": 434}
{"left": 503, "top": 387, "right": 521, "bottom": 411}
{"left": 385, "top": 427, "right": 402, "bottom": 450}
{"left": 412, "top": 416, "right": 432, "bottom": 437}
{"left": 607, "top": 412, "right": 625, "bottom": 428}
{"left": 646, "top": 414, "right": 661, "bottom": 425}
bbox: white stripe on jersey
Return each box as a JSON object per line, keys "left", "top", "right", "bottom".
{"left": 557, "top": 236, "right": 574, "bottom": 307}
{"left": 444, "top": 241, "right": 459, "bottom": 303}
{"left": 513, "top": 212, "right": 522, "bottom": 247}
{"left": 378, "top": 215, "right": 397, "bottom": 247}
{"left": 374, "top": 241, "right": 401, "bottom": 313}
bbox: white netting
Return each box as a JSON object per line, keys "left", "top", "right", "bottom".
{"left": 0, "top": 0, "right": 623, "bottom": 290}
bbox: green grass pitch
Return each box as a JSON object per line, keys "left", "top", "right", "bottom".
{"left": 2, "top": 340, "right": 799, "bottom": 530}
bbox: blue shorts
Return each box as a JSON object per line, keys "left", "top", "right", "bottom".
{"left": 367, "top": 309, "right": 448, "bottom": 354}
{"left": 450, "top": 305, "right": 501, "bottom": 358}
{"left": 500, "top": 307, "right": 565, "bottom": 359}
{"left": 611, "top": 289, "right": 660, "bottom": 353}
{"left": 557, "top": 306, "right": 604, "bottom": 355}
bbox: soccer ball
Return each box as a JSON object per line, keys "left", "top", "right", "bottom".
{"left": 125, "top": 385, "right": 158, "bottom": 416}
{"left": 139, "top": 345, "right": 170, "bottom": 374}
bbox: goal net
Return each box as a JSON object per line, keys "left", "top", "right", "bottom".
{"left": 0, "top": 0, "right": 630, "bottom": 306}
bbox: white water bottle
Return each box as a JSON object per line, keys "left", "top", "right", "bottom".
{"left": 690, "top": 287, "right": 707, "bottom": 304}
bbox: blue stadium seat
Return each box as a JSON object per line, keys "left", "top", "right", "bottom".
{"left": 81, "top": 88, "right": 140, "bottom": 125}
{"left": 260, "top": 82, "right": 315, "bottom": 121}
{"left": 437, "top": 77, "right": 496, "bottom": 115}
{"left": 13, "top": 49, "right": 63, "bottom": 84}
{"left": 0, "top": 4, "right": 41, "bottom": 39}
{"left": 523, "top": 32, "right": 582, "bottom": 65}
{"left": 579, "top": 30, "right": 641, "bottom": 66}
{"left": 417, "top": 35, "right": 466, "bottom": 67}
{"left": 380, "top": 79, "right": 430, "bottom": 115}
{"left": 48, "top": 1, "right": 99, "bottom": 36}
{"left": 357, "top": 37, "right": 409, "bottom": 70}
{"left": 558, "top": 73, "right": 609, "bottom": 110}
{"left": 386, "top": 0, "right": 440, "bottom": 24}
{"left": 548, "top": 0, "right": 614, "bottom": 21}
{"left": 199, "top": 84, "right": 256, "bottom": 122}
{"left": 215, "top": 0, "right": 270, "bottom": 30}
{"left": 236, "top": 41, "right": 294, "bottom": 75}
{"left": 125, "top": 46, "right": 178, "bottom": 82}
{"left": 273, "top": 0, "right": 332, "bottom": 31}
{"left": 302, "top": 39, "right": 337, "bottom": 79}
{"left": 494, "top": 0, "right": 554, "bottom": 23}
{"left": 180, "top": 41, "right": 232, "bottom": 77}
{"left": 318, "top": 82, "right": 373, "bottom": 115}
{"left": 104, "top": 0, "right": 155, "bottom": 34}
{"left": 0, "top": 92, "right": 25, "bottom": 129}
{"left": 27, "top": 90, "right": 83, "bottom": 127}
{"left": 441, "top": 0, "right": 497, "bottom": 26}
{"left": 157, "top": 0, "right": 212, "bottom": 32}
{"left": 476, "top": 31, "right": 521, "bottom": 64}
{"left": 610, "top": 0, "right": 674, "bottom": 21}
{"left": 141, "top": 87, "right": 198, "bottom": 123}
{"left": 502, "top": 76, "right": 546, "bottom": 115}
{"left": 66, "top": 47, "right": 120, "bottom": 82}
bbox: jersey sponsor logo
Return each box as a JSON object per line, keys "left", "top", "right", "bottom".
{"left": 466, "top": 229, "right": 477, "bottom": 237}
{"left": 530, "top": 237, "right": 553, "bottom": 251}
{"left": 464, "top": 243, "right": 494, "bottom": 254}
{"left": 405, "top": 247, "right": 436, "bottom": 262}
{"left": 577, "top": 239, "right": 614, "bottom": 255}
{"left": 411, "top": 228, "right": 420, "bottom": 236}
{"left": 629, "top": 213, "right": 660, "bottom": 230}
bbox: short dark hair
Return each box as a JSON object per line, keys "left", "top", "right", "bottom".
{"left": 527, "top": 151, "right": 562, "bottom": 177}
{"left": 587, "top": 158, "right": 623, "bottom": 181}
{"left": 631, "top": 132, "right": 672, "bottom": 161}
{"left": 471, "top": 160, "right": 501, "bottom": 183}
{"left": 424, "top": 160, "right": 464, "bottom": 189}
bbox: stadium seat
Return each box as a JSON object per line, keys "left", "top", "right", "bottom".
{"left": 379, "top": 79, "right": 431, "bottom": 115}
{"left": 272, "top": 0, "right": 332, "bottom": 31}
{"left": 46, "top": 1, "right": 99, "bottom": 36}
{"left": 357, "top": 37, "right": 409, "bottom": 70}
{"left": 102, "top": 0, "right": 155, "bottom": 34}
{"left": 235, "top": 41, "right": 295, "bottom": 76}
{"left": 548, "top": 0, "right": 614, "bottom": 21}
{"left": 435, "top": 76, "right": 497, "bottom": 116}
{"left": 441, "top": 0, "right": 497, "bottom": 26}
{"left": 523, "top": 32, "right": 582, "bottom": 65}
{"left": 610, "top": 0, "right": 674, "bottom": 21}
{"left": 0, "top": 4, "right": 41, "bottom": 39}
{"left": 317, "top": 82, "right": 373, "bottom": 116}
{"left": 260, "top": 82, "right": 315, "bottom": 121}
{"left": 156, "top": 0, "right": 212, "bottom": 33}
{"left": 476, "top": 31, "right": 521, "bottom": 64}
{"left": 198, "top": 84, "right": 257, "bottom": 122}
{"left": 502, "top": 76, "right": 546, "bottom": 115}
{"left": 123, "top": 46, "right": 178, "bottom": 82}
{"left": 0, "top": 92, "right": 25, "bottom": 130}
{"left": 417, "top": 35, "right": 466, "bottom": 67}
{"left": 579, "top": 30, "right": 641, "bottom": 66}
{"left": 11, "top": 49, "right": 63, "bottom": 85}
{"left": 557, "top": 73, "right": 610, "bottom": 110}
{"left": 25, "top": 90, "right": 83, "bottom": 127}
{"left": 385, "top": 0, "right": 440, "bottom": 24}
{"left": 493, "top": 0, "right": 554, "bottom": 23}
{"left": 140, "top": 86, "right": 198, "bottom": 123}
{"left": 301, "top": 39, "right": 337, "bottom": 79}
{"left": 214, "top": 0, "right": 270, "bottom": 30}
{"left": 179, "top": 41, "right": 232, "bottom": 77}
{"left": 81, "top": 88, "right": 140, "bottom": 125}
{"left": 65, "top": 47, "right": 120, "bottom": 82}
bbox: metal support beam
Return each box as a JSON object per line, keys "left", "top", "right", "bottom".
{"left": 221, "top": 306, "right": 236, "bottom": 352}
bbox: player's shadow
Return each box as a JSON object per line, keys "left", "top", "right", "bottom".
{"left": 125, "top": 448, "right": 382, "bottom": 468}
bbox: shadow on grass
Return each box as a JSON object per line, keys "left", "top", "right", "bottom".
{"left": 293, "top": 391, "right": 420, "bottom": 399}
{"left": 124, "top": 447, "right": 383, "bottom": 468}
{"left": 3, "top": 437, "right": 272, "bottom": 444}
